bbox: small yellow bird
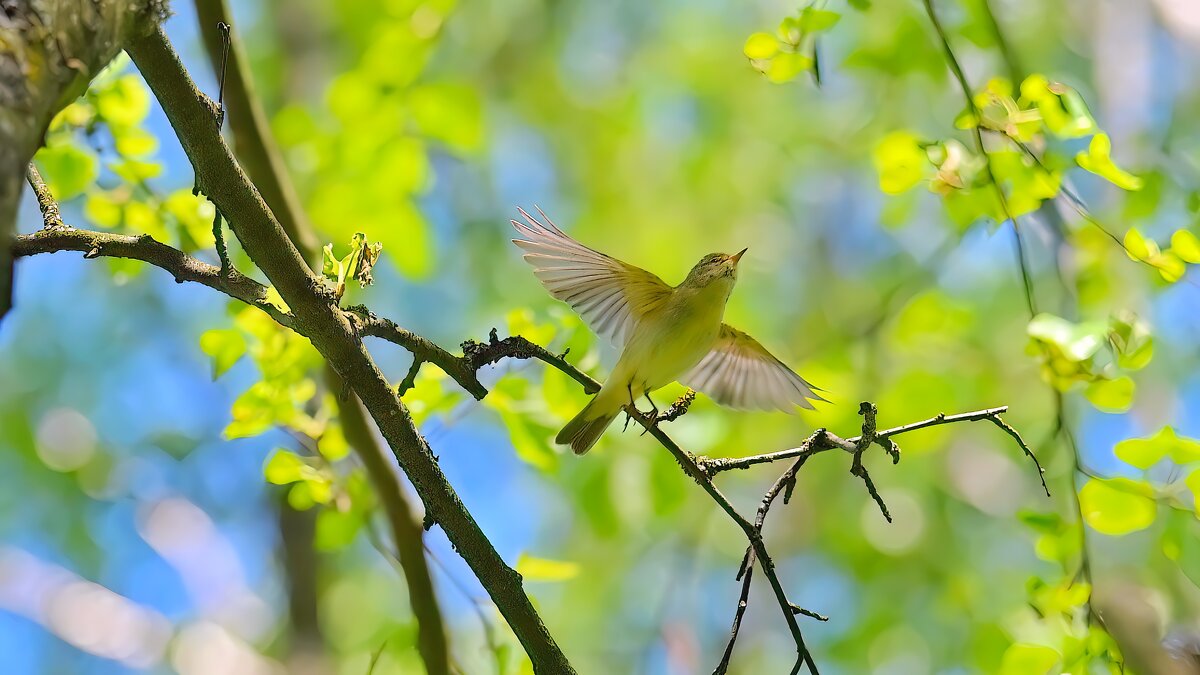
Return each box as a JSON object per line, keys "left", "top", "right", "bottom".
{"left": 512, "top": 207, "right": 824, "bottom": 454}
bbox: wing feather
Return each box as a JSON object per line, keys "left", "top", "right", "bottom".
{"left": 512, "top": 207, "right": 673, "bottom": 345}
{"left": 682, "top": 324, "right": 825, "bottom": 412}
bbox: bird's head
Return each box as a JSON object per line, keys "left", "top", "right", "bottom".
{"left": 682, "top": 248, "right": 746, "bottom": 289}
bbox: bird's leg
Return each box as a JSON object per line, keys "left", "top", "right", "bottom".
{"left": 639, "top": 390, "right": 659, "bottom": 436}
{"left": 622, "top": 383, "right": 636, "bottom": 432}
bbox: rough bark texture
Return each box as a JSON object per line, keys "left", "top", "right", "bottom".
{"left": 0, "top": 0, "right": 167, "bottom": 320}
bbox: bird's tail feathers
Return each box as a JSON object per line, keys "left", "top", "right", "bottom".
{"left": 556, "top": 393, "right": 621, "bottom": 455}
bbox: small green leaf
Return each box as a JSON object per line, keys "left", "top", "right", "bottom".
{"left": 94, "top": 74, "right": 151, "bottom": 128}
{"left": 264, "top": 450, "right": 307, "bottom": 485}
{"left": 765, "top": 52, "right": 812, "bottom": 83}
{"left": 1123, "top": 228, "right": 1156, "bottom": 261}
{"left": 113, "top": 127, "right": 159, "bottom": 158}
{"left": 1152, "top": 250, "right": 1187, "bottom": 283}
{"left": 1186, "top": 469, "right": 1200, "bottom": 516}
{"left": 998, "top": 643, "right": 1059, "bottom": 675}
{"left": 1115, "top": 434, "right": 1168, "bottom": 470}
{"left": 1075, "top": 133, "right": 1143, "bottom": 190}
{"left": 798, "top": 8, "right": 841, "bottom": 33}
{"left": 743, "top": 32, "right": 779, "bottom": 60}
{"left": 501, "top": 410, "right": 557, "bottom": 472}
{"left": 321, "top": 243, "right": 340, "bottom": 279}
{"left": 873, "top": 131, "right": 927, "bottom": 195}
{"left": 516, "top": 554, "right": 580, "bottom": 582}
{"left": 315, "top": 507, "right": 365, "bottom": 551}
{"left": 110, "top": 158, "right": 163, "bottom": 182}
{"left": 34, "top": 144, "right": 98, "bottom": 201}
{"left": 84, "top": 191, "right": 123, "bottom": 228}
{"left": 1078, "top": 477, "right": 1156, "bottom": 535}
{"left": 1110, "top": 314, "right": 1154, "bottom": 371}
{"left": 164, "top": 189, "right": 216, "bottom": 250}
{"left": 1171, "top": 229, "right": 1200, "bottom": 264}
{"left": 1132, "top": 426, "right": 1200, "bottom": 464}
{"left": 1026, "top": 313, "right": 1104, "bottom": 361}
{"left": 1084, "top": 376, "right": 1135, "bottom": 413}
{"left": 199, "top": 328, "right": 247, "bottom": 379}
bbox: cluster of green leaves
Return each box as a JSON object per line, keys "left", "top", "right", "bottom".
{"left": 1079, "top": 427, "right": 1200, "bottom": 535}
{"left": 203, "top": 305, "right": 322, "bottom": 437}
{"left": 322, "top": 232, "right": 383, "bottom": 301}
{"left": 873, "top": 75, "right": 1142, "bottom": 229}
{"left": 742, "top": 6, "right": 842, "bottom": 83}
{"left": 1015, "top": 508, "right": 1123, "bottom": 674}
{"left": 269, "top": 0, "right": 482, "bottom": 280}
{"left": 34, "top": 58, "right": 218, "bottom": 266}
{"left": 1025, "top": 311, "right": 1151, "bottom": 413}
{"left": 1123, "top": 226, "right": 1200, "bottom": 283}
{"left": 200, "top": 303, "right": 386, "bottom": 551}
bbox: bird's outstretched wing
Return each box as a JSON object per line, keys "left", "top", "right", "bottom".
{"left": 512, "top": 207, "right": 672, "bottom": 345}
{"left": 682, "top": 324, "right": 825, "bottom": 412}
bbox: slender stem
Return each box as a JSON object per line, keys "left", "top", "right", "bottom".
{"left": 14, "top": 225, "right": 294, "bottom": 327}
{"left": 922, "top": 0, "right": 1038, "bottom": 318}
{"left": 979, "top": 0, "right": 1022, "bottom": 82}
{"left": 25, "top": 165, "right": 63, "bottom": 229}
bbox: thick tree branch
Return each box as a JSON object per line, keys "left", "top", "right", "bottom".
{"left": 13, "top": 222, "right": 294, "bottom": 327}
{"left": 189, "top": 5, "right": 451, "bottom": 672}
{"left": 123, "top": 27, "right": 573, "bottom": 674}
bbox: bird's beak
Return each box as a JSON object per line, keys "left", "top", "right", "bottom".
{"left": 730, "top": 248, "right": 747, "bottom": 264}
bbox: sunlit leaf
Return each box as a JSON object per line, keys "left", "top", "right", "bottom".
{"left": 765, "top": 52, "right": 812, "bottom": 83}
{"left": 743, "top": 32, "right": 779, "bottom": 60}
{"left": 264, "top": 449, "right": 307, "bottom": 485}
{"left": 873, "top": 131, "right": 926, "bottom": 195}
{"left": 34, "top": 144, "right": 98, "bottom": 201}
{"left": 798, "top": 8, "right": 840, "bottom": 33}
{"left": 1078, "top": 477, "right": 1156, "bottom": 535}
{"left": 84, "top": 191, "right": 124, "bottom": 228}
{"left": 110, "top": 158, "right": 163, "bottom": 183}
{"left": 1075, "top": 133, "right": 1143, "bottom": 190}
{"left": 164, "top": 189, "right": 217, "bottom": 251}
{"left": 315, "top": 507, "right": 365, "bottom": 551}
{"left": 1084, "top": 376, "right": 1134, "bottom": 413}
{"left": 516, "top": 554, "right": 580, "bottom": 582}
{"left": 199, "top": 328, "right": 247, "bottom": 379}
{"left": 1187, "top": 470, "right": 1200, "bottom": 517}
{"left": 1170, "top": 229, "right": 1200, "bottom": 264}
{"left": 1026, "top": 313, "right": 1104, "bottom": 361}
{"left": 998, "top": 643, "right": 1059, "bottom": 675}
{"left": 93, "top": 74, "right": 151, "bottom": 128}
{"left": 1123, "top": 228, "right": 1156, "bottom": 261}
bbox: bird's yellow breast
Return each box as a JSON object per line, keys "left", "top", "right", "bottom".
{"left": 608, "top": 277, "right": 732, "bottom": 396}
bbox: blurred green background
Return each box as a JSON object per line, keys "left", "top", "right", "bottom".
{"left": 3, "top": 0, "right": 1200, "bottom": 673}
